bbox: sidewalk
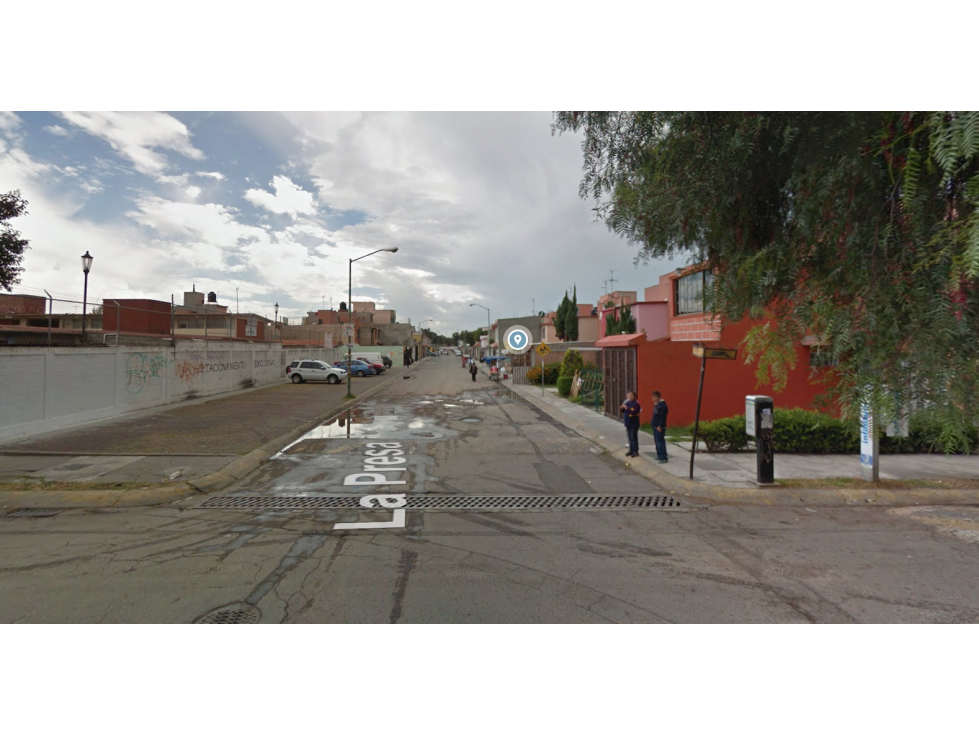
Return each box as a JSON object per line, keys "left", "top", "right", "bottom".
{"left": 0, "top": 366, "right": 406, "bottom": 508}
{"left": 507, "top": 382, "right": 979, "bottom": 506}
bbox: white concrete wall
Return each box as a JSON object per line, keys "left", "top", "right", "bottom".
{"left": 0, "top": 342, "right": 330, "bottom": 442}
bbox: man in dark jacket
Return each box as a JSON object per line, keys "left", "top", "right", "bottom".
{"left": 651, "top": 390, "right": 669, "bottom": 463}
{"left": 620, "top": 391, "right": 642, "bottom": 458}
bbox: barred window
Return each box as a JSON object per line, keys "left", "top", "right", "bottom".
{"left": 674, "top": 270, "right": 715, "bottom": 315}
{"left": 809, "top": 349, "right": 837, "bottom": 367}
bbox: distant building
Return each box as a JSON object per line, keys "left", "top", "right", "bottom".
{"left": 352, "top": 301, "right": 396, "bottom": 324}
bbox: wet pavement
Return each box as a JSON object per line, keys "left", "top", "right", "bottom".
{"left": 3, "top": 356, "right": 979, "bottom": 623}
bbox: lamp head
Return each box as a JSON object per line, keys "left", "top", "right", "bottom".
{"left": 81, "top": 251, "right": 94, "bottom": 273}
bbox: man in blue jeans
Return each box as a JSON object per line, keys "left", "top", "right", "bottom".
{"left": 651, "top": 390, "right": 669, "bottom": 463}
{"left": 620, "top": 391, "right": 641, "bottom": 458}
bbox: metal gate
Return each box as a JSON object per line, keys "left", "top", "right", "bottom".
{"left": 510, "top": 352, "right": 532, "bottom": 385}
{"left": 603, "top": 347, "right": 637, "bottom": 419}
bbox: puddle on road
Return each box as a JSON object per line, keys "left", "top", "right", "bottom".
{"left": 276, "top": 405, "right": 458, "bottom": 454}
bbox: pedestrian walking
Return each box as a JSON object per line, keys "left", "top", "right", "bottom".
{"left": 620, "top": 390, "right": 642, "bottom": 458}
{"left": 651, "top": 390, "right": 669, "bottom": 463}
{"left": 469, "top": 359, "right": 478, "bottom": 382}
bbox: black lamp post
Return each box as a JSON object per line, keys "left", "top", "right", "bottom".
{"left": 347, "top": 247, "right": 399, "bottom": 398}
{"left": 81, "top": 251, "right": 93, "bottom": 341}
{"left": 274, "top": 302, "right": 279, "bottom": 343}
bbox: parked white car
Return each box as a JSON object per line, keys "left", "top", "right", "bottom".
{"left": 287, "top": 360, "right": 346, "bottom": 384}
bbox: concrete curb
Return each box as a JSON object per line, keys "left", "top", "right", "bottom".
{"left": 509, "top": 385, "right": 979, "bottom": 507}
{"left": 0, "top": 482, "right": 198, "bottom": 511}
{"left": 0, "top": 368, "right": 408, "bottom": 511}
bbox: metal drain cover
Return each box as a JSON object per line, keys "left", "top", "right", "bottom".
{"left": 6, "top": 508, "right": 61, "bottom": 518}
{"left": 195, "top": 602, "right": 261, "bottom": 624}
{"left": 198, "top": 494, "right": 686, "bottom": 512}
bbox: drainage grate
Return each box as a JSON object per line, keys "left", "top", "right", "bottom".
{"left": 194, "top": 602, "right": 261, "bottom": 624}
{"left": 6, "top": 508, "right": 61, "bottom": 518}
{"left": 197, "top": 494, "right": 684, "bottom": 512}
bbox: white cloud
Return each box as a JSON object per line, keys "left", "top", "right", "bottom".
{"left": 43, "top": 125, "right": 72, "bottom": 138}
{"left": 58, "top": 112, "right": 204, "bottom": 175}
{"left": 0, "top": 111, "right": 21, "bottom": 133}
{"left": 7, "top": 112, "right": 679, "bottom": 331}
{"left": 244, "top": 175, "right": 316, "bottom": 217}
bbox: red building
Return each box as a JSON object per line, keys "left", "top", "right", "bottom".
{"left": 102, "top": 299, "right": 171, "bottom": 335}
{"left": 596, "top": 265, "right": 836, "bottom": 426}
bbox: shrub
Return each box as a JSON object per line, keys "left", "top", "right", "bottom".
{"left": 773, "top": 408, "right": 857, "bottom": 453}
{"left": 881, "top": 411, "right": 979, "bottom": 454}
{"left": 556, "top": 375, "right": 574, "bottom": 397}
{"left": 560, "top": 349, "right": 585, "bottom": 378}
{"left": 527, "top": 363, "right": 560, "bottom": 385}
{"left": 696, "top": 409, "right": 854, "bottom": 453}
{"left": 694, "top": 407, "right": 979, "bottom": 455}
{"left": 696, "top": 416, "right": 750, "bottom": 452}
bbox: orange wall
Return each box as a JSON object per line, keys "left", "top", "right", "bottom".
{"left": 632, "top": 321, "right": 836, "bottom": 426}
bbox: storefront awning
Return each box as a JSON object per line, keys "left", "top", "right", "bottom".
{"left": 595, "top": 333, "right": 646, "bottom": 347}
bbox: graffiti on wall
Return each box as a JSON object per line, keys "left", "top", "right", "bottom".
{"left": 125, "top": 353, "right": 171, "bottom": 394}
{"left": 175, "top": 358, "right": 205, "bottom": 383}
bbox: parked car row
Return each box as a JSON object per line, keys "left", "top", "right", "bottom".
{"left": 286, "top": 356, "right": 391, "bottom": 384}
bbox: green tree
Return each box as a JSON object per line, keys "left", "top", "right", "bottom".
{"left": 619, "top": 304, "right": 636, "bottom": 334}
{"left": 554, "top": 111, "right": 979, "bottom": 445}
{"left": 554, "top": 290, "right": 571, "bottom": 340}
{"left": 561, "top": 348, "right": 585, "bottom": 377}
{"left": 1, "top": 190, "right": 30, "bottom": 292}
{"left": 565, "top": 284, "right": 579, "bottom": 341}
{"left": 605, "top": 308, "right": 620, "bottom": 336}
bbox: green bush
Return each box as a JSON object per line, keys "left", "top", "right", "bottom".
{"left": 773, "top": 408, "right": 857, "bottom": 453}
{"left": 881, "top": 411, "right": 979, "bottom": 454}
{"left": 527, "top": 363, "right": 560, "bottom": 385}
{"left": 560, "top": 349, "right": 585, "bottom": 378}
{"left": 696, "top": 416, "right": 750, "bottom": 452}
{"left": 556, "top": 375, "right": 574, "bottom": 397}
{"left": 693, "top": 407, "right": 978, "bottom": 455}
{"left": 696, "top": 409, "right": 854, "bottom": 453}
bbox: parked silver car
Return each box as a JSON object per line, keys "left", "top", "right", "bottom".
{"left": 287, "top": 360, "right": 347, "bottom": 384}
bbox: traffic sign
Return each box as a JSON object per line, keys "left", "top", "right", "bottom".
{"left": 535, "top": 343, "right": 551, "bottom": 357}
{"left": 343, "top": 323, "right": 355, "bottom": 337}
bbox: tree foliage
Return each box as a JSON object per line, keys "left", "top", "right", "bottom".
{"left": 563, "top": 285, "right": 579, "bottom": 341}
{"left": 560, "top": 348, "right": 585, "bottom": 377}
{"left": 1, "top": 190, "right": 30, "bottom": 292}
{"left": 554, "top": 290, "right": 572, "bottom": 340}
{"left": 605, "top": 304, "right": 636, "bottom": 336}
{"left": 554, "top": 111, "right": 979, "bottom": 445}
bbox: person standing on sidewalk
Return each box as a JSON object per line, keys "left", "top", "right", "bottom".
{"left": 651, "top": 390, "right": 669, "bottom": 463}
{"left": 469, "top": 359, "right": 479, "bottom": 382}
{"left": 620, "top": 391, "right": 642, "bottom": 457}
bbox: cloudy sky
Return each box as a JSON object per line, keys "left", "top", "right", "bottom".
{"left": 0, "top": 111, "right": 680, "bottom": 334}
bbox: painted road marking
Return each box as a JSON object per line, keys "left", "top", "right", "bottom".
{"left": 335, "top": 441, "right": 409, "bottom": 530}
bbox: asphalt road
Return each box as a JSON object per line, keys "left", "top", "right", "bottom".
{"left": 2, "top": 356, "right": 978, "bottom": 623}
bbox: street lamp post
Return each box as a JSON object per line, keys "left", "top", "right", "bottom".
{"left": 274, "top": 302, "right": 279, "bottom": 344}
{"left": 347, "top": 247, "right": 399, "bottom": 398}
{"left": 80, "top": 251, "right": 93, "bottom": 342}
{"left": 469, "top": 303, "right": 490, "bottom": 356}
